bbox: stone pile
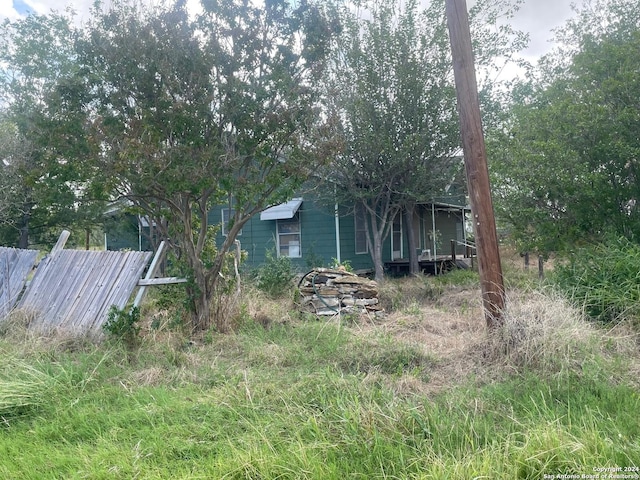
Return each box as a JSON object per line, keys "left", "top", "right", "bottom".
{"left": 297, "top": 268, "right": 382, "bottom": 316}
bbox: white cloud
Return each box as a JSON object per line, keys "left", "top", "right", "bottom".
{"left": 511, "top": 0, "right": 575, "bottom": 58}
{"left": 1, "top": 0, "right": 576, "bottom": 81}
{"left": 0, "top": 0, "right": 20, "bottom": 20}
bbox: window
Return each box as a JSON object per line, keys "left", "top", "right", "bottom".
{"left": 221, "top": 208, "right": 242, "bottom": 236}
{"left": 277, "top": 212, "right": 301, "bottom": 258}
{"left": 355, "top": 204, "right": 368, "bottom": 254}
{"left": 391, "top": 212, "right": 402, "bottom": 260}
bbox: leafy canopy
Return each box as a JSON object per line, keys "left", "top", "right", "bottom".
{"left": 489, "top": 0, "right": 640, "bottom": 253}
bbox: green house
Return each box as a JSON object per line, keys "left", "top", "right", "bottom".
{"left": 208, "top": 194, "right": 469, "bottom": 274}
{"left": 104, "top": 211, "right": 158, "bottom": 252}
{"left": 105, "top": 193, "right": 469, "bottom": 275}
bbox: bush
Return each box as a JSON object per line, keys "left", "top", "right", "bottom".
{"left": 551, "top": 237, "right": 640, "bottom": 322}
{"left": 103, "top": 306, "right": 141, "bottom": 346}
{"left": 255, "top": 249, "right": 295, "bottom": 298}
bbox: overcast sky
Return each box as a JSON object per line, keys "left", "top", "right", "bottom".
{"left": 2, "top": 0, "right": 576, "bottom": 74}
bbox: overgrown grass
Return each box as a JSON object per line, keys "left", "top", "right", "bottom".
{"left": 0, "top": 280, "right": 638, "bottom": 479}
{"left": 0, "top": 361, "right": 55, "bottom": 418}
{"left": 550, "top": 237, "right": 640, "bottom": 324}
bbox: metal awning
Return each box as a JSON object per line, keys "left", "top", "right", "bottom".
{"left": 260, "top": 198, "right": 303, "bottom": 221}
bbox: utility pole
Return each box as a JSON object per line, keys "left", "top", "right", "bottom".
{"left": 445, "top": 0, "right": 505, "bottom": 328}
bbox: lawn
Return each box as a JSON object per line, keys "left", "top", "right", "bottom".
{"left": 0, "top": 269, "right": 638, "bottom": 479}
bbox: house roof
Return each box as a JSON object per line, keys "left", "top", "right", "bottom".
{"left": 260, "top": 198, "right": 303, "bottom": 221}
{"left": 418, "top": 193, "right": 468, "bottom": 210}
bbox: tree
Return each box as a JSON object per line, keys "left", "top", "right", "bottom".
{"left": 324, "top": 0, "right": 525, "bottom": 281}
{"left": 0, "top": 117, "right": 26, "bottom": 238}
{"left": 0, "top": 10, "right": 103, "bottom": 249}
{"left": 69, "top": 0, "right": 337, "bottom": 331}
{"left": 488, "top": 0, "right": 640, "bottom": 254}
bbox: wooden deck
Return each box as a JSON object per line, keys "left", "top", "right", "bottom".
{"left": 384, "top": 257, "right": 472, "bottom": 276}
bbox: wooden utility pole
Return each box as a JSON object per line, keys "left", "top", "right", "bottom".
{"left": 445, "top": 0, "right": 505, "bottom": 328}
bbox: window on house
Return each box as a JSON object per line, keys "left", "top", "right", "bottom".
{"left": 355, "top": 204, "right": 368, "bottom": 254}
{"left": 392, "top": 212, "right": 402, "bottom": 260}
{"left": 277, "top": 212, "right": 301, "bottom": 258}
{"left": 221, "top": 208, "right": 242, "bottom": 236}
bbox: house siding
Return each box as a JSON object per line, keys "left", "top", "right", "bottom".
{"left": 107, "top": 194, "right": 467, "bottom": 275}
{"left": 210, "top": 197, "right": 340, "bottom": 272}
{"left": 337, "top": 205, "right": 374, "bottom": 272}
{"left": 209, "top": 196, "right": 467, "bottom": 272}
{"left": 104, "top": 213, "right": 155, "bottom": 251}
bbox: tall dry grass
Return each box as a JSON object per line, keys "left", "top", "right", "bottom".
{"left": 482, "top": 288, "right": 640, "bottom": 381}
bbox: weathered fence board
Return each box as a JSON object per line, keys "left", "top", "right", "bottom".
{"left": 18, "top": 240, "right": 152, "bottom": 336}
{"left": 0, "top": 247, "right": 38, "bottom": 317}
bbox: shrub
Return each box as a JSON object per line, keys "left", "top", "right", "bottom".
{"left": 551, "top": 237, "right": 640, "bottom": 322}
{"left": 103, "top": 306, "right": 141, "bottom": 346}
{"left": 255, "top": 249, "right": 295, "bottom": 298}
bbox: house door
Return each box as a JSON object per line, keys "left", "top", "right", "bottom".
{"left": 391, "top": 213, "right": 403, "bottom": 260}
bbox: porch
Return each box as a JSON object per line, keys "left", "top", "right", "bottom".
{"left": 384, "top": 240, "right": 475, "bottom": 276}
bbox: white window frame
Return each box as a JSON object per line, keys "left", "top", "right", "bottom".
{"left": 354, "top": 204, "right": 368, "bottom": 254}
{"left": 277, "top": 212, "right": 301, "bottom": 258}
{"left": 391, "top": 212, "right": 403, "bottom": 260}
{"left": 221, "top": 208, "right": 242, "bottom": 236}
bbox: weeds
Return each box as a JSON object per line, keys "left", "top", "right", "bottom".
{"left": 255, "top": 249, "right": 296, "bottom": 298}
{"left": 483, "top": 289, "right": 599, "bottom": 374}
{"left": 551, "top": 237, "right": 640, "bottom": 322}
{"left": 103, "top": 305, "right": 141, "bottom": 347}
{"left": 0, "top": 361, "right": 54, "bottom": 419}
{"left": 0, "top": 274, "right": 638, "bottom": 478}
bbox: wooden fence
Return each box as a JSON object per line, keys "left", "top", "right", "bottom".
{"left": 0, "top": 247, "right": 38, "bottom": 318}
{"left": 0, "top": 231, "right": 189, "bottom": 337}
{"left": 16, "top": 231, "right": 152, "bottom": 336}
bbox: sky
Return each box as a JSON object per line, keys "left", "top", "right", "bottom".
{"left": 507, "top": 0, "right": 575, "bottom": 57}
{"left": 1, "top": 0, "right": 576, "bottom": 77}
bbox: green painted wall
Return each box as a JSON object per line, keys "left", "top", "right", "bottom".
{"left": 108, "top": 196, "right": 467, "bottom": 274}
{"left": 209, "top": 198, "right": 467, "bottom": 274}
{"left": 210, "top": 197, "right": 341, "bottom": 272}
{"left": 104, "top": 213, "right": 155, "bottom": 251}
{"left": 331, "top": 205, "right": 370, "bottom": 271}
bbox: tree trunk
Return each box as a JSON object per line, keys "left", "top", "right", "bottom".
{"left": 372, "top": 230, "right": 385, "bottom": 282}
{"left": 185, "top": 256, "right": 214, "bottom": 332}
{"left": 364, "top": 204, "right": 386, "bottom": 282}
{"left": 17, "top": 210, "right": 29, "bottom": 249}
{"left": 405, "top": 203, "right": 420, "bottom": 275}
{"left": 176, "top": 196, "right": 244, "bottom": 333}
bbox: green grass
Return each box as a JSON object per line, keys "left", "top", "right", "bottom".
{"left": 550, "top": 237, "right": 640, "bottom": 323}
{"left": 0, "top": 302, "right": 638, "bottom": 479}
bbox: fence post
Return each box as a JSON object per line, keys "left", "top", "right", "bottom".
{"left": 538, "top": 255, "right": 544, "bottom": 280}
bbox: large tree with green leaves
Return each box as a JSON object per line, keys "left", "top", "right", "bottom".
{"left": 488, "top": 0, "right": 640, "bottom": 254}
{"left": 0, "top": 11, "right": 102, "bottom": 248}
{"left": 324, "top": 0, "right": 526, "bottom": 280}
{"left": 65, "top": 0, "right": 337, "bottom": 331}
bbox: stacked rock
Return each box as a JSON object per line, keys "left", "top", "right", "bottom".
{"left": 297, "top": 268, "right": 381, "bottom": 316}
